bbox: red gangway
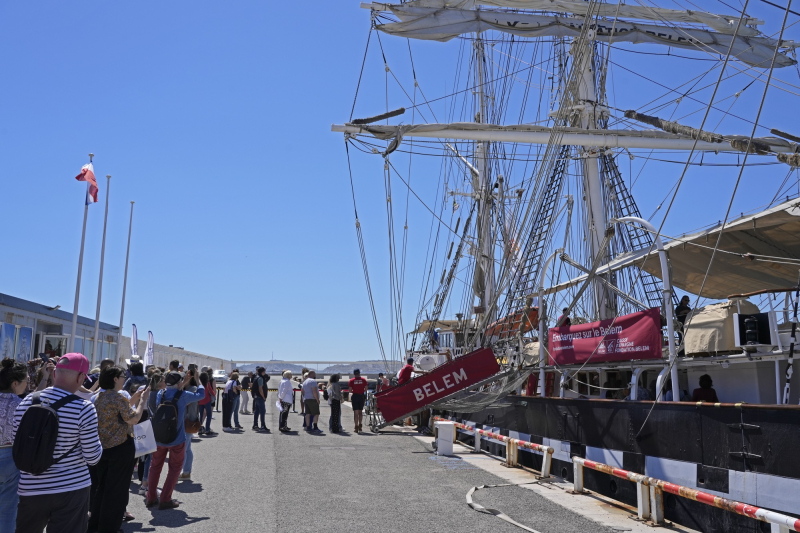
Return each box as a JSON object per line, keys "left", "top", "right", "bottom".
{"left": 367, "top": 348, "right": 500, "bottom": 432}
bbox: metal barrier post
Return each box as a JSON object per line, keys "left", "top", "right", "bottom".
{"left": 573, "top": 459, "right": 585, "bottom": 493}
{"left": 505, "top": 440, "right": 518, "bottom": 467}
{"left": 773, "top": 524, "right": 792, "bottom": 533}
{"left": 649, "top": 485, "right": 665, "bottom": 525}
{"left": 636, "top": 481, "right": 651, "bottom": 520}
{"left": 473, "top": 428, "right": 481, "bottom": 453}
{"left": 541, "top": 449, "right": 552, "bottom": 478}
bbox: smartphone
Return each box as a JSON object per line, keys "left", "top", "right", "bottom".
{"left": 39, "top": 353, "right": 50, "bottom": 362}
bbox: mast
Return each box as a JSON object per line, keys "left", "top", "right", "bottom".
{"left": 472, "top": 34, "right": 496, "bottom": 329}
{"left": 574, "top": 37, "right": 612, "bottom": 319}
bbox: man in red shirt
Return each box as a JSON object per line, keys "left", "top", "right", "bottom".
{"left": 348, "top": 369, "right": 369, "bottom": 433}
{"left": 397, "top": 357, "right": 429, "bottom": 386}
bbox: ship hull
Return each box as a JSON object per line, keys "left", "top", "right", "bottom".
{"left": 444, "top": 396, "right": 800, "bottom": 532}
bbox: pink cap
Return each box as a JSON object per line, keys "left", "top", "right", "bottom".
{"left": 57, "top": 353, "right": 89, "bottom": 375}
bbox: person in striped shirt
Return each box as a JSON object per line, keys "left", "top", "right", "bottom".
{"left": 12, "top": 352, "right": 102, "bottom": 533}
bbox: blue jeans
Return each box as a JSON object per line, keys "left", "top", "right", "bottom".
{"left": 0, "top": 446, "right": 20, "bottom": 531}
{"left": 232, "top": 396, "right": 241, "bottom": 427}
{"left": 199, "top": 402, "right": 213, "bottom": 432}
{"left": 141, "top": 454, "right": 151, "bottom": 483}
{"left": 182, "top": 437, "right": 193, "bottom": 473}
{"left": 253, "top": 397, "right": 266, "bottom": 428}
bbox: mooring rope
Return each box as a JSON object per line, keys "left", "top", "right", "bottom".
{"left": 466, "top": 482, "right": 543, "bottom": 533}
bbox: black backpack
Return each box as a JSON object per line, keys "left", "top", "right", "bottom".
{"left": 151, "top": 390, "right": 183, "bottom": 444}
{"left": 13, "top": 392, "right": 80, "bottom": 475}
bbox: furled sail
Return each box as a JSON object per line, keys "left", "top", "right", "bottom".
{"left": 382, "top": 0, "right": 765, "bottom": 36}
{"left": 331, "top": 123, "right": 798, "bottom": 153}
{"left": 367, "top": 4, "right": 796, "bottom": 68}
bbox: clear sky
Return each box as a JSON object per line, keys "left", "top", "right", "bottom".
{"left": 1, "top": 1, "right": 798, "bottom": 362}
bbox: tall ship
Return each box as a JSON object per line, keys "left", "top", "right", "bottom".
{"left": 332, "top": 0, "right": 800, "bottom": 530}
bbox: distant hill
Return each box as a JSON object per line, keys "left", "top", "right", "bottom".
{"left": 233, "top": 360, "right": 400, "bottom": 377}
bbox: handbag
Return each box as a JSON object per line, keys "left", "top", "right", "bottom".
{"left": 185, "top": 418, "right": 202, "bottom": 434}
{"left": 133, "top": 420, "right": 157, "bottom": 458}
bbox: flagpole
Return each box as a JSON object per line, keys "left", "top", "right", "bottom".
{"left": 70, "top": 153, "right": 93, "bottom": 353}
{"left": 117, "top": 201, "right": 134, "bottom": 361}
{"left": 91, "top": 174, "right": 111, "bottom": 366}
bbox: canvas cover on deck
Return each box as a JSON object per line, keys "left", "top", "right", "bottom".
{"left": 410, "top": 319, "right": 462, "bottom": 334}
{"left": 542, "top": 199, "right": 800, "bottom": 300}
{"left": 684, "top": 299, "right": 760, "bottom": 355}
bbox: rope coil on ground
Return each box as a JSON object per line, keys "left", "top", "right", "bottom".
{"left": 466, "top": 483, "right": 543, "bottom": 533}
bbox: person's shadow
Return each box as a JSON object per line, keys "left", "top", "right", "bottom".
{"left": 174, "top": 481, "right": 203, "bottom": 494}
{"left": 141, "top": 509, "right": 210, "bottom": 529}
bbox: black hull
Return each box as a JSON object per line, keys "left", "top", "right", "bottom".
{"left": 446, "top": 396, "right": 800, "bottom": 532}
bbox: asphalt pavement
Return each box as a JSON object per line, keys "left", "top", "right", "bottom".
{"left": 121, "top": 398, "right": 618, "bottom": 533}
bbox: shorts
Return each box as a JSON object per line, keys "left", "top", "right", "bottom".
{"left": 351, "top": 393, "right": 365, "bottom": 411}
{"left": 304, "top": 399, "right": 320, "bottom": 416}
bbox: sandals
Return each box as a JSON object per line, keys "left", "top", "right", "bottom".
{"left": 158, "top": 499, "right": 180, "bottom": 510}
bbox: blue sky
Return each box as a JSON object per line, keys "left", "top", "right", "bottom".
{"left": 1, "top": 1, "right": 798, "bottom": 362}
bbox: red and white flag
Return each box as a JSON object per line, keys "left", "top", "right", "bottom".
{"left": 75, "top": 163, "right": 98, "bottom": 204}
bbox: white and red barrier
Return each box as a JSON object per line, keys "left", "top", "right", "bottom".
{"left": 573, "top": 457, "right": 800, "bottom": 531}
{"left": 433, "top": 416, "right": 554, "bottom": 478}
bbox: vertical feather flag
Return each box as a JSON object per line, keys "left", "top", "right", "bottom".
{"left": 75, "top": 163, "right": 99, "bottom": 204}
{"left": 146, "top": 332, "right": 154, "bottom": 367}
{"left": 131, "top": 324, "right": 138, "bottom": 356}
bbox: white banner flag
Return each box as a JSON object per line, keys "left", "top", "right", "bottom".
{"left": 146, "top": 331, "right": 154, "bottom": 367}
{"left": 131, "top": 324, "right": 139, "bottom": 356}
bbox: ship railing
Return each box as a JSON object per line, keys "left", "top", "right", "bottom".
{"left": 572, "top": 456, "right": 800, "bottom": 531}
{"left": 432, "top": 416, "right": 554, "bottom": 478}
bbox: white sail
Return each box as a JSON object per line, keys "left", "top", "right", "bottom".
{"left": 369, "top": 0, "right": 765, "bottom": 36}
{"left": 369, "top": 5, "right": 796, "bottom": 68}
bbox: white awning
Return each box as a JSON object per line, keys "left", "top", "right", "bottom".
{"left": 541, "top": 199, "right": 800, "bottom": 300}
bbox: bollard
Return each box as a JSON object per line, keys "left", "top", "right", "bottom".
{"left": 649, "top": 484, "right": 665, "bottom": 525}
{"left": 573, "top": 460, "right": 585, "bottom": 493}
{"left": 473, "top": 428, "right": 481, "bottom": 453}
{"left": 773, "top": 524, "right": 792, "bottom": 533}
{"left": 505, "top": 440, "right": 518, "bottom": 467}
{"left": 636, "top": 481, "right": 651, "bottom": 520}
{"left": 541, "top": 448, "right": 552, "bottom": 479}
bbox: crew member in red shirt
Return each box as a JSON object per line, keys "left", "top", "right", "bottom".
{"left": 396, "top": 357, "right": 430, "bottom": 434}
{"left": 348, "top": 369, "right": 369, "bottom": 433}
{"left": 397, "top": 357, "right": 429, "bottom": 386}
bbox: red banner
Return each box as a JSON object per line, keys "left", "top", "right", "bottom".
{"left": 548, "top": 307, "right": 662, "bottom": 365}
{"left": 375, "top": 348, "right": 500, "bottom": 423}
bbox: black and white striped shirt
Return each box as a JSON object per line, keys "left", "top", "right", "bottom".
{"left": 12, "top": 387, "right": 103, "bottom": 496}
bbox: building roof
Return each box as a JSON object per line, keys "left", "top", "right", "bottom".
{"left": 0, "top": 293, "right": 119, "bottom": 332}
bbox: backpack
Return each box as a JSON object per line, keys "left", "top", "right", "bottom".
{"left": 151, "top": 390, "right": 183, "bottom": 444}
{"left": 13, "top": 392, "right": 80, "bottom": 475}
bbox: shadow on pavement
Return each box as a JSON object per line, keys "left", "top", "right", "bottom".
{"left": 144, "top": 509, "right": 210, "bottom": 528}
{"left": 174, "top": 481, "right": 203, "bottom": 494}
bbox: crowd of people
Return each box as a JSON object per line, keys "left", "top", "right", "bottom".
{"left": 0, "top": 353, "right": 417, "bottom": 533}
{"left": 0, "top": 352, "right": 270, "bottom": 533}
